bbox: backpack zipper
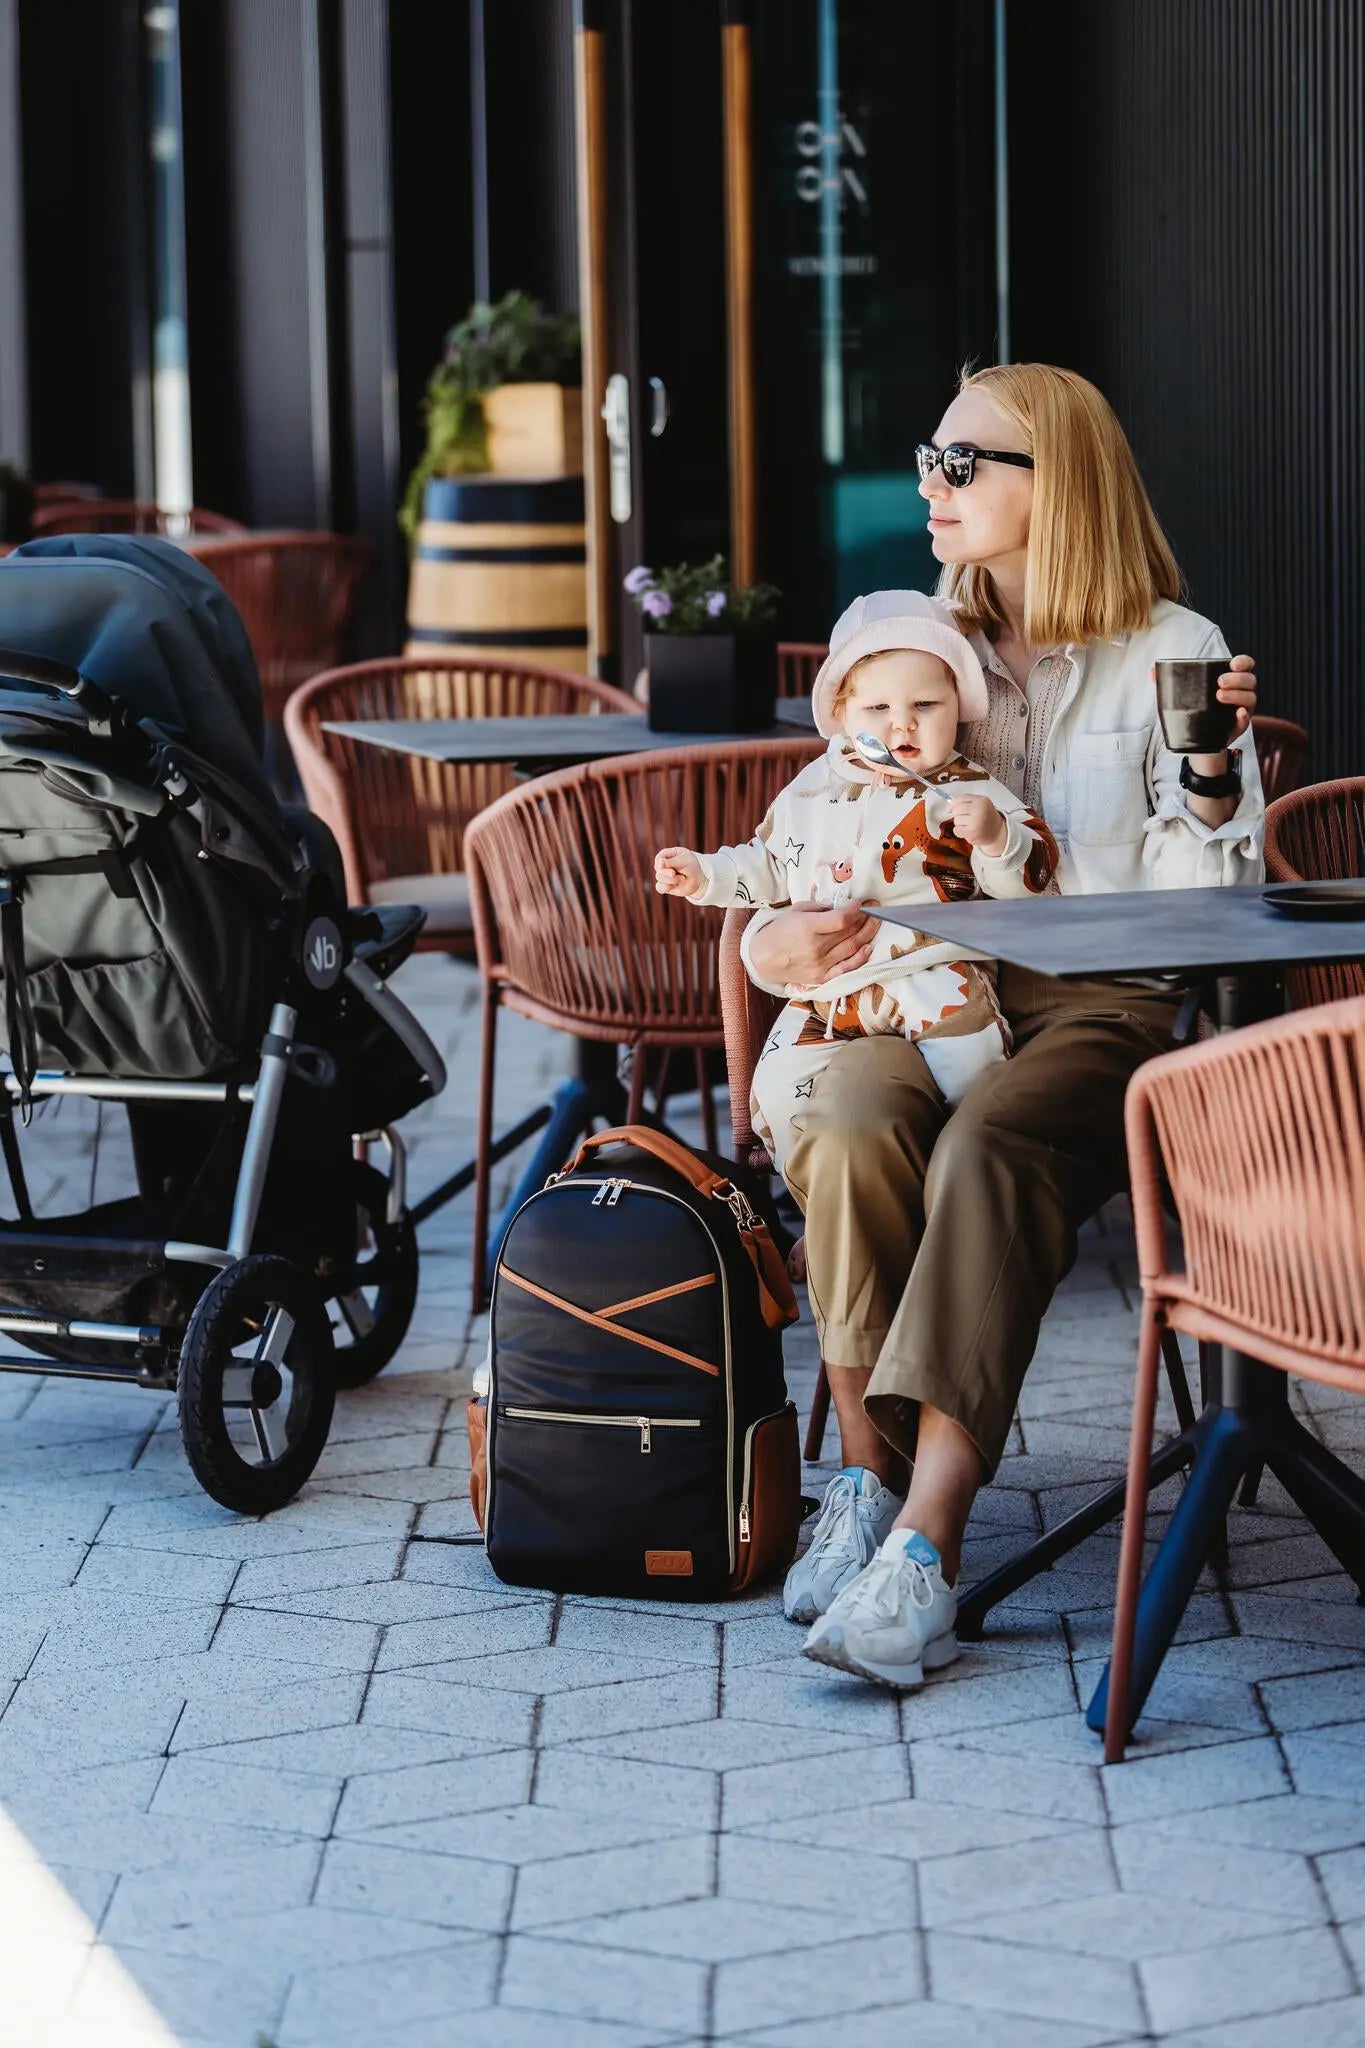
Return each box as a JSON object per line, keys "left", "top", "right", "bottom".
{"left": 503, "top": 1405, "right": 702, "bottom": 1455}
{"left": 488, "top": 1176, "right": 736, "bottom": 1569}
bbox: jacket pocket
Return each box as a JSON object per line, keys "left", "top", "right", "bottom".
{"left": 1066, "top": 727, "right": 1153, "bottom": 848}
{"left": 731, "top": 1402, "right": 801, "bottom": 1592}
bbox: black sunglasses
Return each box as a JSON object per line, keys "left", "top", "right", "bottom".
{"left": 915, "top": 441, "right": 1035, "bottom": 488}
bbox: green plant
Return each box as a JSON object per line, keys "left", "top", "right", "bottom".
{"left": 399, "top": 293, "right": 581, "bottom": 542}
{"left": 624, "top": 554, "right": 780, "bottom": 636}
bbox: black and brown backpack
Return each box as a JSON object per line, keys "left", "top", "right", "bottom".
{"left": 468, "top": 1126, "right": 801, "bottom": 1599}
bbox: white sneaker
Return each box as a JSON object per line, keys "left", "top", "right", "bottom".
{"left": 782, "top": 1467, "right": 904, "bottom": 1624}
{"left": 803, "top": 1529, "right": 960, "bottom": 1688}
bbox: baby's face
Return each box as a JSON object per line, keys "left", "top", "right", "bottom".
{"left": 838, "top": 650, "right": 959, "bottom": 774}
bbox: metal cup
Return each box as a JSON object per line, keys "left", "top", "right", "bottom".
{"left": 1154, "top": 659, "right": 1237, "bottom": 754}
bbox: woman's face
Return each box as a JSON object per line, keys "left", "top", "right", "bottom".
{"left": 919, "top": 388, "right": 1034, "bottom": 574}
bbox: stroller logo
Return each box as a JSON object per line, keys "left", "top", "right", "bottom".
{"left": 303, "top": 916, "right": 343, "bottom": 990}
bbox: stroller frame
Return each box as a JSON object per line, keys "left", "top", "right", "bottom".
{"left": 0, "top": 967, "right": 415, "bottom": 1395}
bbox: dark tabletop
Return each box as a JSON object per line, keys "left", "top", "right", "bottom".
{"left": 325, "top": 696, "right": 817, "bottom": 765}
{"left": 873, "top": 882, "right": 1365, "bottom": 978}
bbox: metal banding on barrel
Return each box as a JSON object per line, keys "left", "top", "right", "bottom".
{"left": 406, "top": 476, "right": 589, "bottom": 669}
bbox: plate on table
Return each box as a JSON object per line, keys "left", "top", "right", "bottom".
{"left": 1263, "top": 883, "right": 1365, "bottom": 919}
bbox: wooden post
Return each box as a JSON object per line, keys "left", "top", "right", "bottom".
{"left": 721, "top": 3, "right": 757, "bottom": 586}
{"left": 573, "top": 0, "right": 614, "bottom": 671}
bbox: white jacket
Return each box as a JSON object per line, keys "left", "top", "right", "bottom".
{"left": 693, "top": 737, "right": 1056, "bottom": 1007}
{"left": 740, "top": 599, "right": 1265, "bottom": 998}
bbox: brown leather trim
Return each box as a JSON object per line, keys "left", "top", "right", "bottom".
{"left": 498, "top": 1263, "right": 721, "bottom": 1376}
{"left": 599, "top": 1272, "right": 716, "bottom": 1319}
{"left": 645, "top": 1549, "right": 694, "bottom": 1575}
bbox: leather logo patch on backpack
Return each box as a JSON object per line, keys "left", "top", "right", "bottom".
{"left": 645, "top": 1550, "right": 694, "bottom": 1576}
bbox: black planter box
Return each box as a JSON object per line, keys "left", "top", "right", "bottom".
{"left": 646, "top": 632, "right": 776, "bottom": 735}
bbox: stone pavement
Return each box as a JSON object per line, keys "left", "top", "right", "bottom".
{"left": 2, "top": 951, "right": 1365, "bottom": 2045}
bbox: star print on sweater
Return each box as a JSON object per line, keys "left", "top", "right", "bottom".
{"left": 782, "top": 839, "right": 804, "bottom": 869}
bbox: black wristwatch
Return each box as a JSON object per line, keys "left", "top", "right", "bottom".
{"left": 1180, "top": 754, "right": 1241, "bottom": 799}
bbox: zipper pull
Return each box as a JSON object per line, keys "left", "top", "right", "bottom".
{"left": 591, "top": 1182, "right": 610, "bottom": 1207}
{"left": 739, "top": 1503, "right": 752, "bottom": 1542}
{"left": 638, "top": 1417, "right": 651, "bottom": 1453}
{"left": 607, "top": 1178, "right": 626, "bottom": 1207}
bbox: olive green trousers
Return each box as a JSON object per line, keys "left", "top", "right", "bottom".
{"left": 782, "top": 964, "right": 1179, "bottom": 1475}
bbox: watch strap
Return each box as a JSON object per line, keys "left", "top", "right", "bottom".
{"left": 1179, "top": 755, "right": 1241, "bottom": 799}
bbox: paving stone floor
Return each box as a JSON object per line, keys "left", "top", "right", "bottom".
{"left": 3, "top": 952, "right": 1365, "bottom": 2044}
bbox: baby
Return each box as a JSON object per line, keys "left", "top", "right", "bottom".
{"left": 654, "top": 590, "right": 1058, "bottom": 1175}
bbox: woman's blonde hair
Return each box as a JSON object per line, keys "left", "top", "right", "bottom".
{"left": 937, "top": 363, "right": 1182, "bottom": 646}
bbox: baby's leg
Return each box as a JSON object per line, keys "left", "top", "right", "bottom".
{"left": 750, "top": 1002, "right": 850, "bottom": 1180}
{"left": 894, "top": 962, "right": 1010, "bottom": 1106}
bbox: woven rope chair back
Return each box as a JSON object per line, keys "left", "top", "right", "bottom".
{"left": 1252, "top": 714, "right": 1309, "bottom": 804}
{"left": 185, "top": 534, "right": 375, "bottom": 726}
{"left": 776, "top": 642, "right": 827, "bottom": 699}
{"left": 465, "top": 738, "right": 823, "bottom": 1041}
{"left": 719, "top": 906, "right": 784, "bottom": 1171}
{"left": 284, "top": 657, "right": 637, "bottom": 904}
{"left": 1265, "top": 776, "right": 1365, "bottom": 1007}
{"left": 1128, "top": 994, "right": 1365, "bottom": 1384}
{"left": 30, "top": 500, "right": 245, "bottom": 537}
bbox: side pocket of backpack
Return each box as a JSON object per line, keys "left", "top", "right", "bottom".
{"left": 467, "top": 1397, "right": 488, "bottom": 1532}
{"left": 730, "top": 1402, "right": 801, "bottom": 1593}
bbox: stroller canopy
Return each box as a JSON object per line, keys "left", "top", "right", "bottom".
{"left": 0, "top": 536, "right": 272, "bottom": 811}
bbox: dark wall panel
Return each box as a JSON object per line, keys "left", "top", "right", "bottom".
{"left": 1009, "top": 0, "right": 1365, "bottom": 777}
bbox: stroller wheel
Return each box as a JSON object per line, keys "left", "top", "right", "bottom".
{"left": 329, "top": 1161, "right": 420, "bottom": 1389}
{"left": 178, "top": 1255, "right": 336, "bottom": 1514}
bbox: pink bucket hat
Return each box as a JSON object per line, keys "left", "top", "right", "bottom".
{"left": 809, "top": 589, "right": 989, "bottom": 736}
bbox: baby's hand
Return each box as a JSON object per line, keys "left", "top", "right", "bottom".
{"left": 946, "top": 795, "right": 1009, "bottom": 858}
{"left": 654, "top": 846, "right": 705, "bottom": 898}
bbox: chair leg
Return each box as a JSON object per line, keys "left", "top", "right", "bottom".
{"left": 1238, "top": 1462, "right": 1264, "bottom": 1508}
{"left": 695, "top": 1049, "right": 718, "bottom": 1155}
{"left": 804, "top": 1361, "right": 831, "bottom": 1461}
{"left": 653, "top": 1048, "right": 673, "bottom": 1118}
{"left": 626, "top": 1045, "right": 648, "bottom": 1125}
{"left": 471, "top": 986, "right": 499, "bottom": 1315}
{"left": 1105, "top": 1309, "right": 1163, "bottom": 1764}
{"left": 1159, "top": 1327, "right": 1197, "bottom": 1434}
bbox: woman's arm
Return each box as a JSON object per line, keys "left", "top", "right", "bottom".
{"left": 741, "top": 901, "right": 880, "bottom": 995}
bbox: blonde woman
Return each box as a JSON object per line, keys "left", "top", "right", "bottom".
{"left": 744, "top": 363, "right": 1263, "bottom": 1688}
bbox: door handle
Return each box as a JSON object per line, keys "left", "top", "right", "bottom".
{"left": 601, "top": 372, "right": 632, "bottom": 523}
{"left": 648, "top": 376, "right": 670, "bottom": 438}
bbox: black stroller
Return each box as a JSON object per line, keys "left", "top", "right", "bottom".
{"left": 0, "top": 536, "right": 445, "bottom": 1511}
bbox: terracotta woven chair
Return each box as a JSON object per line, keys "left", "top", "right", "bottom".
{"left": 32, "top": 481, "right": 103, "bottom": 507}
{"left": 777, "top": 642, "right": 827, "bottom": 699}
{"left": 1107, "top": 994, "right": 1365, "bottom": 1759}
{"left": 465, "top": 736, "right": 823, "bottom": 1307}
{"left": 1252, "top": 714, "right": 1309, "bottom": 804}
{"left": 1265, "top": 776, "right": 1365, "bottom": 1007}
{"left": 186, "top": 533, "right": 375, "bottom": 735}
{"left": 30, "top": 500, "right": 244, "bottom": 537}
{"left": 285, "top": 657, "right": 637, "bottom": 955}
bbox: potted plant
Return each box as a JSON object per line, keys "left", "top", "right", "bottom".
{"left": 399, "top": 292, "right": 582, "bottom": 542}
{"left": 626, "top": 555, "right": 781, "bottom": 734}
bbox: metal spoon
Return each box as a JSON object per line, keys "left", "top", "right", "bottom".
{"left": 852, "top": 731, "right": 931, "bottom": 789}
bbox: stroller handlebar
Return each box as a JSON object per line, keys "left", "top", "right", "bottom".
{"left": 0, "top": 648, "right": 116, "bottom": 722}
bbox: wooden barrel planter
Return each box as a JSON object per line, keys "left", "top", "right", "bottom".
{"left": 405, "top": 476, "right": 588, "bottom": 671}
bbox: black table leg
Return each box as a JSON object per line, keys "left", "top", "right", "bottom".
{"left": 956, "top": 1433, "right": 1196, "bottom": 1642}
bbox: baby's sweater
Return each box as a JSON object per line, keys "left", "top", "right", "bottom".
{"left": 691, "top": 737, "right": 1058, "bottom": 1005}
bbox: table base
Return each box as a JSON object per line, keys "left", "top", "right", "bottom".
{"left": 956, "top": 1354, "right": 1365, "bottom": 1743}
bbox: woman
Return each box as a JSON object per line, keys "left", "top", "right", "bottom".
{"left": 743, "top": 363, "right": 1262, "bottom": 1688}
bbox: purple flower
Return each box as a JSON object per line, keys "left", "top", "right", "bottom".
{"left": 623, "top": 565, "right": 655, "bottom": 595}
{"left": 642, "top": 589, "right": 673, "bottom": 619}
{"left": 704, "top": 590, "right": 727, "bottom": 618}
